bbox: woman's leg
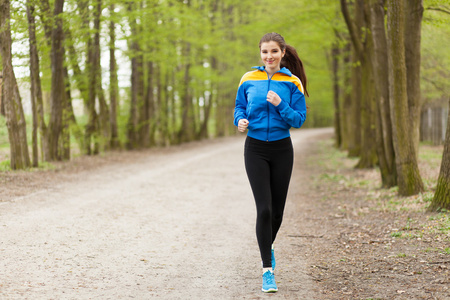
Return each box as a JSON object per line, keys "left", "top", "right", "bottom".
{"left": 244, "top": 138, "right": 273, "bottom": 268}
{"left": 270, "top": 139, "right": 294, "bottom": 243}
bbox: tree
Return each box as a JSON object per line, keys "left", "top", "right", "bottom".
{"left": 368, "top": 0, "right": 397, "bottom": 188}
{"left": 404, "top": 0, "right": 424, "bottom": 156}
{"left": 84, "top": 0, "right": 100, "bottom": 154}
{"left": 340, "top": 0, "right": 377, "bottom": 168}
{"left": 0, "top": 70, "right": 3, "bottom": 116}
{"left": 109, "top": 3, "right": 120, "bottom": 149}
{"left": 48, "top": 0, "right": 66, "bottom": 160}
{"left": 125, "top": 1, "right": 142, "bottom": 149}
{"left": 386, "top": 0, "right": 424, "bottom": 196}
{"left": 0, "top": 0, "right": 31, "bottom": 169}
{"left": 26, "top": 0, "right": 44, "bottom": 167}
{"left": 0, "top": 69, "right": 4, "bottom": 116}
{"left": 429, "top": 99, "right": 450, "bottom": 211}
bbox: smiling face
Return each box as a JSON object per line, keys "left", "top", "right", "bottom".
{"left": 260, "top": 41, "right": 285, "bottom": 75}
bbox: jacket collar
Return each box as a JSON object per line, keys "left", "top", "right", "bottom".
{"left": 252, "top": 66, "right": 292, "bottom": 76}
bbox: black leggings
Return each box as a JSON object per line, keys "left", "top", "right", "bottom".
{"left": 244, "top": 136, "right": 293, "bottom": 268}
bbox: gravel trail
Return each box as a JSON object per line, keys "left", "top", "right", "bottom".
{"left": 0, "top": 128, "right": 332, "bottom": 299}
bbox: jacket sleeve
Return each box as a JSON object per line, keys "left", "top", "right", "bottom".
{"left": 233, "top": 81, "right": 247, "bottom": 126}
{"left": 275, "top": 83, "right": 307, "bottom": 128}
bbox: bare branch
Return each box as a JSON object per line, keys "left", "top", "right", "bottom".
{"left": 426, "top": 6, "right": 450, "bottom": 15}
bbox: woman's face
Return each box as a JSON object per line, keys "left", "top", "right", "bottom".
{"left": 260, "top": 41, "right": 285, "bottom": 72}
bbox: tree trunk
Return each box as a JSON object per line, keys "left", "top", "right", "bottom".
{"left": 0, "top": 0, "right": 31, "bottom": 169}
{"left": 387, "top": 0, "right": 424, "bottom": 196}
{"left": 340, "top": 42, "right": 351, "bottom": 151}
{"left": 157, "top": 65, "right": 168, "bottom": 146}
{"left": 198, "top": 89, "right": 213, "bottom": 140}
{"left": 341, "top": 0, "right": 363, "bottom": 157}
{"left": 48, "top": 0, "right": 65, "bottom": 161}
{"left": 109, "top": 4, "right": 120, "bottom": 150}
{"left": 127, "top": 49, "right": 138, "bottom": 150}
{"left": 355, "top": 7, "right": 377, "bottom": 170}
{"left": 61, "top": 67, "right": 71, "bottom": 160}
{"left": 84, "top": 0, "right": 101, "bottom": 155}
{"left": 429, "top": 99, "right": 450, "bottom": 211}
{"left": 26, "top": 0, "right": 39, "bottom": 167}
{"left": 92, "top": 0, "right": 110, "bottom": 152}
{"left": 126, "top": 2, "right": 140, "bottom": 149}
{"left": 332, "top": 43, "right": 342, "bottom": 148}
{"left": 145, "top": 61, "right": 156, "bottom": 147}
{"left": 0, "top": 71, "right": 4, "bottom": 116}
{"left": 178, "top": 42, "right": 195, "bottom": 143}
{"left": 404, "top": 0, "right": 424, "bottom": 157}
{"left": 369, "top": 0, "right": 397, "bottom": 188}
{"left": 135, "top": 52, "right": 146, "bottom": 148}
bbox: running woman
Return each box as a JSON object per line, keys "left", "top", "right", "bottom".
{"left": 233, "top": 32, "right": 309, "bottom": 293}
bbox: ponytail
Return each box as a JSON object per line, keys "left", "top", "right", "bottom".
{"left": 259, "top": 32, "right": 309, "bottom": 97}
{"left": 281, "top": 45, "right": 309, "bottom": 97}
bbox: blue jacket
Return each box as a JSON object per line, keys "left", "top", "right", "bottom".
{"left": 233, "top": 66, "right": 307, "bottom": 142}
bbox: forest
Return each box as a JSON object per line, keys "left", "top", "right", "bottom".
{"left": 0, "top": 0, "right": 449, "bottom": 208}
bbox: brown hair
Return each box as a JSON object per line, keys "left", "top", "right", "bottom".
{"left": 259, "top": 32, "right": 309, "bottom": 97}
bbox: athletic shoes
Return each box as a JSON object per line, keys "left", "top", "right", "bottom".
{"left": 262, "top": 270, "right": 278, "bottom": 293}
{"left": 271, "top": 249, "right": 276, "bottom": 271}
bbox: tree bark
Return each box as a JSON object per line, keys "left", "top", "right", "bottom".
{"left": 48, "top": 0, "right": 65, "bottom": 160}
{"left": 109, "top": 4, "right": 120, "bottom": 149}
{"left": 340, "top": 42, "right": 351, "bottom": 151}
{"left": 355, "top": 4, "right": 377, "bottom": 169}
{"left": 144, "top": 60, "right": 155, "bottom": 146}
{"left": 61, "top": 66, "right": 71, "bottom": 160}
{"left": 332, "top": 42, "right": 342, "bottom": 148}
{"left": 26, "top": 0, "right": 43, "bottom": 166}
{"left": 369, "top": 0, "right": 397, "bottom": 187}
{"left": 178, "top": 42, "right": 195, "bottom": 143}
{"left": 126, "top": 1, "right": 140, "bottom": 149}
{"left": 0, "top": 71, "right": 4, "bottom": 116}
{"left": 84, "top": 0, "right": 101, "bottom": 155}
{"left": 387, "top": 0, "right": 424, "bottom": 196}
{"left": 404, "top": 0, "right": 424, "bottom": 157}
{"left": 157, "top": 65, "right": 168, "bottom": 146}
{"left": 0, "top": 0, "right": 31, "bottom": 169}
{"left": 340, "top": 0, "right": 363, "bottom": 157}
{"left": 429, "top": 99, "right": 450, "bottom": 211}
{"left": 94, "top": 0, "right": 110, "bottom": 151}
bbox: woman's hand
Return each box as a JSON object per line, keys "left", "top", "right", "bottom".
{"left": 266, "top": 90, "right": 281, "bottom": 106}
{"left": 238, "top": 119, "right": 249, "bottom": 132}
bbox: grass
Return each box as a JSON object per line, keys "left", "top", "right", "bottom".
{"left": 0, "top": 159, "right": 56, "bottom": 172}
{"left": 0, "top": 115, "right": 9, "bottom": 149}
{"left": 418, "top": 143, "right": 444, "bottom": 169}
{"left": 0, "top": 160, "right": 11, "bottom": 171}
{"left": 315, "top": 138, "right": 449, "bottom": 242}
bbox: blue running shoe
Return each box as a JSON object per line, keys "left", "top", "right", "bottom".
{"left": 271, "top": 249, "right": 276, "bottom": 271}
{"left": 262, "top": 270, "right": 278, "bottom": 293}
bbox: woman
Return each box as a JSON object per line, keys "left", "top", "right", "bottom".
{"left": 233, "top": 32, "right": 308, "bottom": 293}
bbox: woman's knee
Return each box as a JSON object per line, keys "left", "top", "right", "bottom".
{"left": 257, "top": 206, "right": 272, "bottom": 222}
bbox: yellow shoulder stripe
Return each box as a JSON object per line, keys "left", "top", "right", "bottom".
{"left": 271, "top": 73, "right": 304, "bottom": 94}
{"left": 239, "top": 71, "right": 268, "bottom": 86}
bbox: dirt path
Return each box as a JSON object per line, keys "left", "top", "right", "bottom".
{"left": 0, "top": 128, "right": 332, "bottom": 299}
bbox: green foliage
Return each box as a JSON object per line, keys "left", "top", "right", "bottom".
{"left": 422, "top": 1, "right": 450, "bottom": 103}
{"left": 0, "top": 160, "right": 11, "bottom": 171}
{"left": 0, "top": 116, "right": 9, "bottom": 149}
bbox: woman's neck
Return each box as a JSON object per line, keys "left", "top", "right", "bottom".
{"left": 265, "top": 66, "right": 280, "bottom": 77}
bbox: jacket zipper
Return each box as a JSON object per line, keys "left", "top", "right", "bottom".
{"left": 265, "top": 71, "right": 277, "bottom": 142}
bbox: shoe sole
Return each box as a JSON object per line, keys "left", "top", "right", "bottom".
{"left": 262, "top": 288, "right": 278, "bottom": 293}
